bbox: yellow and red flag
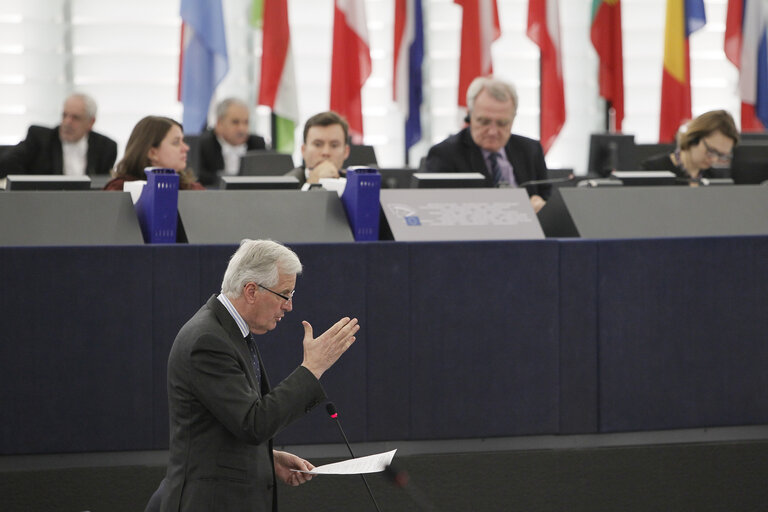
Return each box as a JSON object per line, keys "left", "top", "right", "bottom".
{"left": 659, "top": 0, "right": 706, "bottom": 143}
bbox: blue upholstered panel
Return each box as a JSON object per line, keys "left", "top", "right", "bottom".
{"left": 598, "top": 236, "right": 768, "bottom": 432}
{"left": 365, "top": 242, "right": 412, "bottom": 441}
{"left": 0, "top": 247, "right": 154, "bottom": 454}
{"left": 558, "top": 240, "right": 599, "bottom": 433}
{"left": 268, "top": 243, "right": 369, "bottom": 445}
{"left": 150, "top": 245, "right": 209, "bottom": 448}
{"left": 407, "top": 241, "right": 561, "bottom": 439}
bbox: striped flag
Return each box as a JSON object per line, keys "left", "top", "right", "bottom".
{"left": 725, "top": 0, "right": 768, "bottom": 131}
{"left": 179, "top": 0, "right": 229, "bottom": 134}
{"left": 454, "top": 0, "right": 500, "bottom": 108}
{"left": 255, "top": 0, "right": 298, "bottom": 153}
{"left": 393, "top": 0, "right": 424, "bottom": 153}
{"left": 591, "top": 0, "right": 624, "bottom": 132}
{"left": 659, "top": 0, "right": 706, "bottom": 143}
{"left": 330, "top": 0, "right": 372, "bottom": 144}
{"left": 527, "top": 0, "right": 566, "bottom": 153}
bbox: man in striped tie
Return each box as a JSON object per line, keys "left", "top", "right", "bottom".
{"left": 425, "top": 76, "right": 551, "bottom": 212}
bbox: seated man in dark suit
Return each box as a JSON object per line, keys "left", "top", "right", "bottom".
{"left": 197, "top": 97, "right": 267, "bottom": 186}
{"left": 0, "top": 92, "right": 117, "bottom": 178}
{"left": 425, "top": 76, "right": 551, "bottom": 212}
{"left": 285, "top": 111, "right": 350, "bottom": 187}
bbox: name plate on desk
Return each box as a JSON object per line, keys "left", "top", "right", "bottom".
{"left": 380, "top": 188, "right": 544, "bottom": 241}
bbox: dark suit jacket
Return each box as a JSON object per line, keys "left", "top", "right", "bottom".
{"left": 0, "top": 125, "right": 117, "bottom": 178}
{"left": 425, "top": 127, "right": 551, "bottom": 200}
{"left": 197, "top": 131, "right": 267, "bottom": 186}
{"left": 162, "top": 295, "right": 326, "bottom": 512}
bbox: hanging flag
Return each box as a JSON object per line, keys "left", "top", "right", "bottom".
{"left": 659, "top": 0, "right": 706, "bottom": 143}
{"left": 393, "top": 0, "right": 424, "bottom": 153}
{"left": 330, "top": 0, "right": 372, "bottom": 144}
{"left": 527, "top": 0, "right": 566, "bottom": 154}
{"left": 179, "top": 0, "right": 229, "bottom": 134}
{"left": 454, "top": 0, "right": 500, "bottom": 107}
{"left": 255, "top": 0, "right": 298, "bottom": 153}
{"left": 590, "top": 0, "right": 624, "bottom": 132}
{"left": 725, "top": 0, "right": 768, "bottom": 131}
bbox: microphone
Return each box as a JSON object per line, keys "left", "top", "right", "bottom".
{"left": 518, "top": 174, "right": 575, "bottom": 187}
{"left": 325, "top": 402, "right": 383, "bottom": 512}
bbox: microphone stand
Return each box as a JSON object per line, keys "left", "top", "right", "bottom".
{"left": 326, "top": 403, "right": 383, "bottom": 512}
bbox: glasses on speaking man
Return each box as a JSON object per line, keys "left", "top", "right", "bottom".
{"left": 257, "top": 284, "right": 295, "bottom": 303}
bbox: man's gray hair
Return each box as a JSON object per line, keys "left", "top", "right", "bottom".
{"left": 216, "top": 97, "right": 249, "bottom": 121}
{"left": 466, "top": 76, "right": 518, "bottom": 116}
{"left": 221, "top": 239, "right": 302, "bottom": 299}
{"left": 67, "top": 92, "right": 97, "bottom": 120}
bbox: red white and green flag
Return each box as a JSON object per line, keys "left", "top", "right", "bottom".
{"left": 254, "top": 0, "right": 297, "bottom": 153}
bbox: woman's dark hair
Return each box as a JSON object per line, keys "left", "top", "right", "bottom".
{"left": 114, "top": 116, "right": 196, "bottom": 186}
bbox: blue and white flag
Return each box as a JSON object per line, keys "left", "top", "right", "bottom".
{"left": 393, "top": 0, "right": 424, "bottom": 153}
{"left": 179, "top": 0, "right": 229, "bottom": 134}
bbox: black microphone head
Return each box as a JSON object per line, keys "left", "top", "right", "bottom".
{"left": 325, "top": 402, "right": 337, "bottom": 417}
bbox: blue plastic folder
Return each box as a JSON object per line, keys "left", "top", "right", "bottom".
{"left": 134, "top": 168, "right": 180, "bottom": 243}
{"left": 341, "top": 167, "right": 382, "bottom": 241}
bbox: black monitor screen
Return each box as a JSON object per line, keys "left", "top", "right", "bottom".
{"left": 220, "top": 176, "right": 300, "bottom": 190}
{"left": 378, "top": 168, "right": 415, "bottom": 189}
{"left": 411, "top": 172, "right": 486, "bottom": 189}
{"left": 5, "top": 175, "right": 91, "bottom": 191}
{"left": 587, "top": 134, "right": 635, "bottom": 177}
{"left": 730, "top": 143, "right": 768, "bottom": 185}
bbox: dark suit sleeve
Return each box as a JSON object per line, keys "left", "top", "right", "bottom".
{"left": 528, "top": 139, "right": 551, "bottom": 200}
{"left": 87, "top": 131, "right": 118, "bottom": 175}
{"left": 0, "top": 126, "right": 46, "bottom": 177}
{"left": 189, "top": 333, "right": 325, "bottom": 443}
{"left": 196, "top": 132, "right": 222, "bottom": 186}
{"left": 247, "top": 135, "right": 267, "bottom": 151}
{"left": 425, "top": 139, "right": 459, "bottom": 173}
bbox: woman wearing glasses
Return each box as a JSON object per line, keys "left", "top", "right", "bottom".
{"left": 641, "top": 110, "right": 739, "bottom": 185}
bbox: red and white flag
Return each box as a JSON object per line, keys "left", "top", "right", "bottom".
{"left": 330, "top": 0, "right": 372, "bottom": 144}
{"left": 527, "top": 0, "right": 566, "bottom": 153}
{"left": 454, "top": 0, "right": 501, "bottom": 107}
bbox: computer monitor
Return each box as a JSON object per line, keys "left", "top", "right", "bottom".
{"left": 5, "top": 175, "right": 91, "bottom": 190}
{"left": 410, "top": 172, "right": 486, "bottom": 188}
{"left": 220, "top": 176, "right": 300, "bottom": 190}
{"left": 378, "top": 168, "right": 415, "bottom": 189}
{"left": 587, "top": 133, "right": 636, "bottom": 177}
{"left": 730, "top": 143, "right": 768, "bottom": 184}
{"left": 611, "top": 170, "right": 678, "bottom": 186}
{"left": 239, "top": 151, "right": 295, "bottom": 176}
{"left": 342, "top": 144, "right": 378, "bottom": 168}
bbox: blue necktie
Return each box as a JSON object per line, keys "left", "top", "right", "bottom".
{"left": 488, "top": 152, "right": 501, "bottom": 186}
{"left": 245, "top": 334, "right": 262, "bottom": 389}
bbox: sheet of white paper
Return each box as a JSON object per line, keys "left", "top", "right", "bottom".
{"left": 293, "top": 449, "right": 397, "bottom": 475}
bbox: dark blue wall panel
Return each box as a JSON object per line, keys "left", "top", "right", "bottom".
{"left": 407, "top": 241, "right": 561, "bottom": 439}
{"left": 598, "top": 236, "right": 768, "bottom": 432}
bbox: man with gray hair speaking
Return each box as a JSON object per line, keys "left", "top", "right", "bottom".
{"left": 0, "top": 92, "right": 117, "bottom": 177}
{"left": 149, "top": 239, "right": 359, "bottom": 512}
{"left": 425, "top": 75, "right": 551, "bottom": 212}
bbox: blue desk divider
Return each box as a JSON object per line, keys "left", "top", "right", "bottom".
{"left": 134, "top": 168, "right": 180, "bottom": 243}
{"left": 341, "top": 167, "right": 381, "bottom": 241}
